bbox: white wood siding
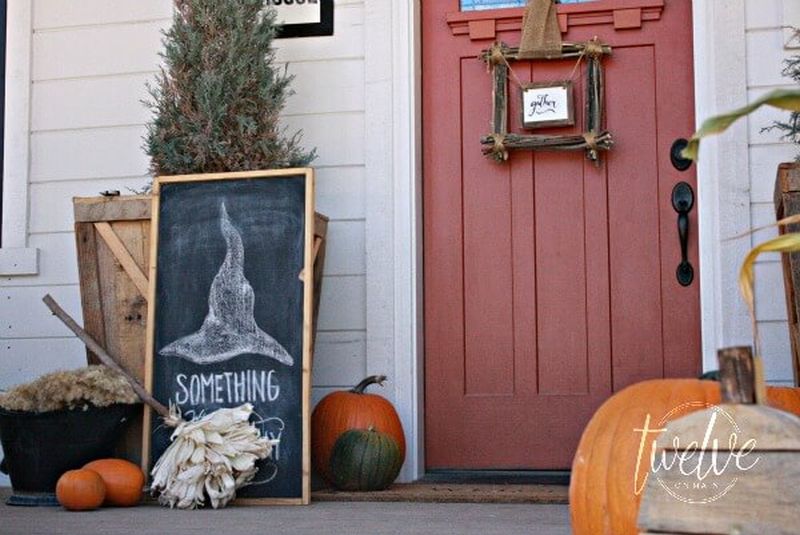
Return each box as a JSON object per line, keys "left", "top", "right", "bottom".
{"left": 1, "top": 0, "right": 368, "bottom": 485}
{"left": 744, "top": 0, "right": 797, "bottom": 385}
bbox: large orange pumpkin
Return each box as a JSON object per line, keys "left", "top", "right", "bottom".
{"left": 569, "top": 379, "right": 800, "bottom": 535}
{"left": 764, "top": 384, "right": 800, "bottom": 412}
{"left": 83, "top": 458, "right": 144, "bottom": 507}
{"left": 312, "top": 375, "right": 405, "bottom": 484}
{"left": 56, "top": 469, "right": 106, "bottom": 511}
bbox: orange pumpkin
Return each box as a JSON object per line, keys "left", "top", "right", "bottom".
{"left": 569, "top": 379, "right": 800, "bottom": 535}
{"left": 312, "top": 375, "right": 406, "bottom": 484}
{"left": 764, "top": 384, "right": 800, "bottom": 412}
{"left": 56, "top": 469, "right": 106, "bottom": 511}
{"left": 83, "top": 458, "right": 144, "bottom": 507}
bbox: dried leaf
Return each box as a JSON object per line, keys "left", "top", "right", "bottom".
{"left": 739, "top": 232, "right": 800, "bottom": 355}
{"left": 728, "top": 213, "right": 800, "bottom": 241}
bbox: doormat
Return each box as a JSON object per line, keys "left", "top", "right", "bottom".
{"left": 0, "top": 484, "right": 568, "bottom": 507}
{"left": 312, "top": 483, "right": 569, "bottom": 504}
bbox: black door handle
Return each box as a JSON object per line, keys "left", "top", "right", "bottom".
{"left": 671, "top": 182, "right": 694, "bottom": 286}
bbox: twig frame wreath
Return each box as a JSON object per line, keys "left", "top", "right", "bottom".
{"left": 480, "top": 40, "right": 613, "bottom": 163}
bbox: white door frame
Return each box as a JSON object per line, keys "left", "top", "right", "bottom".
{"left": 364, "top": 0, "right": 424, "bottom": 482}
{"left": 692, "top": 0, "right": 754, "bottom": 371}
{"left": 366, "top": 0, "right": 738, "bottom": 482}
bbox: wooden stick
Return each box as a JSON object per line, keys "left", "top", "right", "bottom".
{"left": 493, "top": 58, "right": 508, "bottom": 139}
{"left": 717, "top": 346, "right": 756, "bottom": 404}
{"left": 42, "top": 294, "right": 171, "bottom": 419}
{"left": 481, "top": 131, "right": 613, "bottom": 154}
{"left": 481, "top": 42, "right": 612, "bottom": 62}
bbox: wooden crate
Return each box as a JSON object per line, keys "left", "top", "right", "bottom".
{"left": 73, "top": 195, "right": 328, "bottom": 464}
{"left": 774, "top": 162, "right": 800, "bottom": 387}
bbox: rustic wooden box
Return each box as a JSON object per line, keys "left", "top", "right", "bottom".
{"left": 73, "top": 195, "right": 328, "bottom": 464}
{"left": 774, "top": 162, "right": 800, "bottom": 387}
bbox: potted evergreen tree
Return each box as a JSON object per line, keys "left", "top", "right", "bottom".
{"left": 71, "top": 0, "right": 324, "bottom": 465}
{"left": 144, "top": 0, "right": 314, "bottom": 176}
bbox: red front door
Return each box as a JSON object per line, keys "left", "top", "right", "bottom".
{"left": 423, "top": 0, "right": 700, "bottom": 469}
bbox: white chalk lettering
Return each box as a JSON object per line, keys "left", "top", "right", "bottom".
{"left": 267, "top": 370, "right": 279, "bottom": 401}
{"left": 215, "top": 374, "right": 224, "bottom": 403}
{"left": 175, "top": 374, "right": 189, "bottom": 405}
{"left": 173, "top": 369, "right": 280, "bottom": 406}
{"left": 223, "top": 372, "right": 233, "bottom": 401}
{"left": 200, "top": 374, "right": 214, "bottom": 403}
{"left": 252, "top": 370, "right": 266, "bottom": 401}
{"left": 190, "top": 374, "right": 201, "bottom": 404}
{"left": 233, "top": 371, "right": 246, "bottom": 403}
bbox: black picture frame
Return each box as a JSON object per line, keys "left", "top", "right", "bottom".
{"left": 275, "top": 0, "right": 334, "bottom": 39}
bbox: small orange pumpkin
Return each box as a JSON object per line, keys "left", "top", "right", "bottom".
{"left": 56, "top": 469, "right": 106, "bottom": 511}
{"left": 569, "top": 379, "right": 800, "bottom": 535}
{"left": 83, "top": 458, "right": 144, "bottom": 507}
{"left": 312, "top": 375, "right": 406, "bottom": 484}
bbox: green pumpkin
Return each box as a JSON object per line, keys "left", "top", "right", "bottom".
{"left": 329, "top": 428, "right": 403, "bottom": 491}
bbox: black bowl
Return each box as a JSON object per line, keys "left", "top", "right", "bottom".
{"left": 0, "top": 403, "right": 139, "bottom": 504}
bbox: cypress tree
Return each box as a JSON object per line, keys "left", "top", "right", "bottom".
{"left": 144, "top": 0, "right": 315, "bottom": 176}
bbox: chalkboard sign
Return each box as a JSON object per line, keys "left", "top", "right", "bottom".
{"left": 144, "top": 169, "right": 314, "bottom": 505}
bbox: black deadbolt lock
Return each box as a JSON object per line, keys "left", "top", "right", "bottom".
{"left": 670, "top": 138, "right": 693, "bottom": 172}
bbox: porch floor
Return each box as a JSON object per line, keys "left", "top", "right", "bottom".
{"left": 0, "top": 489, "right": 571, "bottom": 535}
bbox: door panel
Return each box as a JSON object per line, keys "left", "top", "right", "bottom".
{"left": 424, "top": 0, "right": 699, "bottom": 469}
{"left": 461, "top": 57, "right": 515, "bottom": 396}
{"left": 606, "top": 45, "right": 664, "bottom": 389}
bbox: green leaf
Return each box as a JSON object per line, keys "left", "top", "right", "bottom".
{"left": 683, "top": 88, "right": 800, "bottom": 161}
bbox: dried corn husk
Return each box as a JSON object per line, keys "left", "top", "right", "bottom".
{"left": 151, "top": 403, "right": 276, "bottom": 509}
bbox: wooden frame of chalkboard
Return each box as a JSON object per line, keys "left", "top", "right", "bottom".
{"left": 143, "top": 168, "right": 314, "bottom": 505}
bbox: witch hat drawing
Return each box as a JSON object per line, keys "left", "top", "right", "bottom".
{"left": 159, "top": 202, "right": 294, "bottom": 366}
